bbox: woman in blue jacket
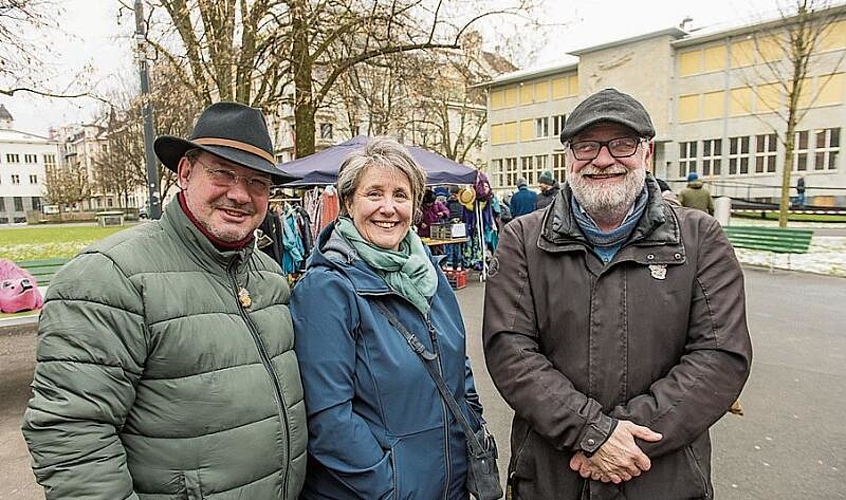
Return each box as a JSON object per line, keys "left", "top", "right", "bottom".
{"left": 290, "top": 136, "right": 485, "bottom": 499}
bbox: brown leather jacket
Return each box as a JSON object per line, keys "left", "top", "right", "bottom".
{"left": 483, "top": 177, "right": 752, "bottom": 500}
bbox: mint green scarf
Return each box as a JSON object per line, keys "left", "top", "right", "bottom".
{"left": 335, "top": 217, "right": 438, "bottom": 315}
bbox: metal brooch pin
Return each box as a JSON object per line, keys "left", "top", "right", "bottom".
{"left": 648, "top": 264, "right": 667, "bottom": 280}
{"left": 238, "top": 287, "right": 252, "bottom": 308}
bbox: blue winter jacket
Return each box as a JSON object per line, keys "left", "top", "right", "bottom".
{"left": 509, "top": 185, "right": 538, "bottom": 218}
{"left": 290, "top": 224, "right": 484, "bottom": 500}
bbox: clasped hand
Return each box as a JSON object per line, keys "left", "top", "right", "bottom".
{"left": 569, "top": 420, "right": 662, "bottom": 484}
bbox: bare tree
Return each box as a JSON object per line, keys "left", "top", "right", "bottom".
{"left": 138, "top": 0, "right": 532, "bottom": 158}
{"left": 93, "top": 109, "right": 147, "bottom": 208}
{"left": 42, "top": 162, "right": 91, "bottom": 219}
{"left": 735, "top": 0, "right": 846, "bottom": 227}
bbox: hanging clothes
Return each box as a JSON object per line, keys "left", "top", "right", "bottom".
{"left": 320, "top": 186, "right": 340, "bottom": 231}
{"left": 303, "top": 187, "right": 323, "bottom": 241}
{"left": 281, "top": 207, "right": 305, "bottom": 275}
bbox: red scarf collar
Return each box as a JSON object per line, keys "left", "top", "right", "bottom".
{"left": 178, "top": 192, "right": 254, "bottom": 251}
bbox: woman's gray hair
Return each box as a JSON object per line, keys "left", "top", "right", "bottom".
{"left": 336, "top": 136, "right": 427, "bottom": 216}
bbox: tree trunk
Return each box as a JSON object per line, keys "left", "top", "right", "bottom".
{"left": 291, "top": 0, "right": 316, "bottom": 158}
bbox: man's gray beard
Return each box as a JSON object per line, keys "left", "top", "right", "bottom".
{"left": 569, "top": 166, "right": 647, "bottom": 225}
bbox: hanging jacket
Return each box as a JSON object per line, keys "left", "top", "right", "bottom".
{"left": 483, "top": 177, "right": 752, "bottom": 500}
{"left": 22, "top": 199, "right": 307, "bottom": 500}
{"left": 290, "top": 223, "right": 483, "bottom": 500}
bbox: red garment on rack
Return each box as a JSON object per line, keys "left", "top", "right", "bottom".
{"left": 319, "top": 186, "right": 340, "bottom": 230}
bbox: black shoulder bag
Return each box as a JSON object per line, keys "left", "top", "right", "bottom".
{"left": 375, "top": 302, "right": 503, "bottom": 500}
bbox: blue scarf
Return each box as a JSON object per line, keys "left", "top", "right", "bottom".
{"left": 572, "top": 187, "right": 648, "bottom": 263}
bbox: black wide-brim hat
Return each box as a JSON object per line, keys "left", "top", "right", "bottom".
{"left": 154, "top": 101, "right": 299, "bottom": 185}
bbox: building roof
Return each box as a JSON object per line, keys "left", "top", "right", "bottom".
{"left": 567, "top": 27, "right": 688, "bottom": 55}
{"left": 0, "top": 128, "right": 56, "bottom": 144}
{"left": 473, "top": 59, "right": 579, "bottom": 88}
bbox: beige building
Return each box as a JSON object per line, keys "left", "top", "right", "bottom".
{"left": 480, "top": 6, "right": 846, "bottom": 205}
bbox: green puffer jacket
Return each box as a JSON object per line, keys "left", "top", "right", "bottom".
{"left": 22, "top": 199, "right": 307, "bottom": 500}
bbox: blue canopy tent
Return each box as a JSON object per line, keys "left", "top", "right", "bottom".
{"left": 277, "top": 136, "right": 478, "bottom": 186}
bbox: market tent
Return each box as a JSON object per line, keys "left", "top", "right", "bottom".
{"left": 277, "top": 136, "right": 478, "bottom": 186}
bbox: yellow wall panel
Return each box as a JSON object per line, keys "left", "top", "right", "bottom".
{"left": 679, "top": 50, "right": 701, "bottom": 76}
{"left": 535, "top": 81, "right": 549, "bottom": 101}
{"left": 490, "top": 124, "right": 503, "bottom": 145}
{"left": 504, "top": 87, "right": 519, "bottom": 107}
{"left": 521, "top": 84, "right": 535, "bottom": 104}
{"left": 704, "top": 45, "right": 726, "bottom": 72}
{"left": 678, "top": 94, "right": 700, "bottom": 122}
{"left": 702, "top": 91, "right": 724, "bottom": 119}
{"left": 757, "top": 82, "right": 782, "bottom": 113}
{"left": 731, "top": 39, "right": 754, "bottom": 68}
{"left": 757, "top": 34, "right": 782, "bottom": 63}
{"left": 504, "top": 122, "right": 518, "bottom": 143}
{"left": 816, "top": 73, "right": 844, "bottom": 105}
{"left": 568, "top": 75, "right": 579, "bottom": 96}
{"left": 490, "top": 90, "right": 505, "bottom": 109}
{"left": 795, "top": 78, "right": 814, "bottom": 108}
{"left": 730, "top": 87, "right": 752, "bottom": 115}
{"left": 551, "top": 78, "right": 566, "bottom": 99}
{"left": 819, "top": 20, "right": 846, "bottom": 51}
{"left": 520, "top": 120, "right": 534, "bottom": 141}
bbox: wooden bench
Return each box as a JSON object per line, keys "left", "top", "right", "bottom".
{"left": 16, "top": 258, "right": 71, "bottom": 287}
{"left": 722, "top": 226, "right": 813, "bottom": 271}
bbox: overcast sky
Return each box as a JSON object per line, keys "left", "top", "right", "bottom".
{"left": 3, "top": 0, "right": 787, "bottom": 137}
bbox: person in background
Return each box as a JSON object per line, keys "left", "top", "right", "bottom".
{"left": 446, "top": 184, "right": 464, "bottom": 221}
{"left": 483, "top": 88, "right": 752, "bottom": 499}
{"left": 678, "top": 172, "right": 714, "bottom": 215}
{"left": 417, "top": 188, "right": 450, "bottom": 238}
{"left": 655, "top": 177, "right": 679, "bottom": 205}
{"left": 290, "top": 136, "right": 486, "bottom": 499}
{"left": 535, "top": 170, "right": 561, "bottom": 210}
{"left": 796, "top": 175, "right": 806, "bottom": 207}
{"left": 22, "top": 102, "right": 307, "bottom": 500}
{"left": 509, "top": 177, "right": 537, "bottom": 218}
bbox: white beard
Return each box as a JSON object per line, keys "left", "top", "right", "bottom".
{"left": 569, "top": 165, "right": 647, "bottom": 225}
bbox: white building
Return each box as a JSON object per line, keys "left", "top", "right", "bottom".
{"left": 0, "top": 105, "right": 61, "bottom": 223}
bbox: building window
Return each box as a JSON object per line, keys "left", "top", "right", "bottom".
{"left": 43, "top": 153, "right": 56, "bottom": 168}
{"left": 29, "top": 174, "right": 38, "bottom": 184}
{"left": 814, "top": 127, "right": 840, "bottom": 171}
{"left": 535, "top": 155, "right": 548, "bottom": 174}
{"left": 11, "top": 174, "right": 20, "bottom": 185}
{"left": 0, "top": 198, "right": 4, "bottom": 211}
{"left": 794, "top": 131, "right": 809, "bottom": 171}
{"left": 24, "top": 154, "right": 38, "bottom": 163}
{"left": 729, "top": 136, "right": 751, "bottom": 175}
{"left": 6, "top": 153, "right": 20, "bottom": 163}
{"left": 701, "top": 139, "right": 722, "bottom": 176}
{"left": 552, "top": 152, "right": 566, "bottom": 182}
{"left": 679, "top": 141, "right": 698, "bottom": 178}
{"left": 490, "top": 159, "right": 504, "bottom": 188}
{"left": 535, "top": 117, "right": 549, "bottom": 138}
{"left": 319, "top": 123, "right": 333, "bottom": 140}
{"left": 13, "top": 197, "right": 23, "bottom": 212}
{"left": 552, "top": 114, "right": 566, "bottom": 138}
{"left": 32, "top": 197, "right": 41, "bottom": 211}
{"left": 755, "top": 134, "right": 778, "bottom": 173}
{"left": 505, "top": 157, "right": 518, "bottom": 186}
{"left": 521, "top": 156, "right": 535, "bottom": 184}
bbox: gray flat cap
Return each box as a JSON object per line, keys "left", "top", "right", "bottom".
{"left": 560, "top": 88, "right": 655, "bottom": 143}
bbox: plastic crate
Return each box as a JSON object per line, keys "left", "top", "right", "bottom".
{"left": 444, "top": 269, "right": 467, "bottom": 290}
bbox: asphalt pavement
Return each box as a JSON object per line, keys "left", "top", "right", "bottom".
{"left": 1, "top": 266, "right": 844, "bottom": 499}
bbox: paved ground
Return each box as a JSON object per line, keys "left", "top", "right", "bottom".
{"left": 2, "top": 266, "right": 844, "bottom": 499}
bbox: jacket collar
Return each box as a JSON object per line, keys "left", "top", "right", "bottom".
{"left": 160, "top": 197, "right": 255, "bottom": 272}
{"left": 538, "top": 174, "right": 684, "bottom": 264}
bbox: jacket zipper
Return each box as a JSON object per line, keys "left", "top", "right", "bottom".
{"left": 228, "top": 258, "right": 292, "bottom": 498}
{"left": 425, "top": 314, "right": 452, "bottom": 500}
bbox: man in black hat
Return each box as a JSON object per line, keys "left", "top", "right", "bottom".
{"left": 483, "top": 88, "right": 752, "bottom": 499}
{"left": 23, "top": 102, "right": 308, "bottom": 500}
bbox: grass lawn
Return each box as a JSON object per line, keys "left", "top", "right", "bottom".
{"left": 0, "top": 223, "right": 134, "bottom": 261}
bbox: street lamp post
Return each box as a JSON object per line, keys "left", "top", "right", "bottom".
{"left": 134, "top": 0, "right": 160, "bottom": 219}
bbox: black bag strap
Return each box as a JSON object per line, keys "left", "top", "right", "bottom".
{"left": 374, "top": 301, "right": 485, "bottom": 455}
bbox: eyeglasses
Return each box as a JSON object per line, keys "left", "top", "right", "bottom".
{"left": 195, "top": 160, "right": 273, "bottom": 195}
{"left": 566, "top": 137, "right": 645, "bottom": 161}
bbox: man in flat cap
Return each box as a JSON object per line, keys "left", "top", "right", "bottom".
{"left": 483, "top": 88, "right": 752, "bottom": 499}
{"left": 23, "top": 102, "right": 307, "bottom": 500}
